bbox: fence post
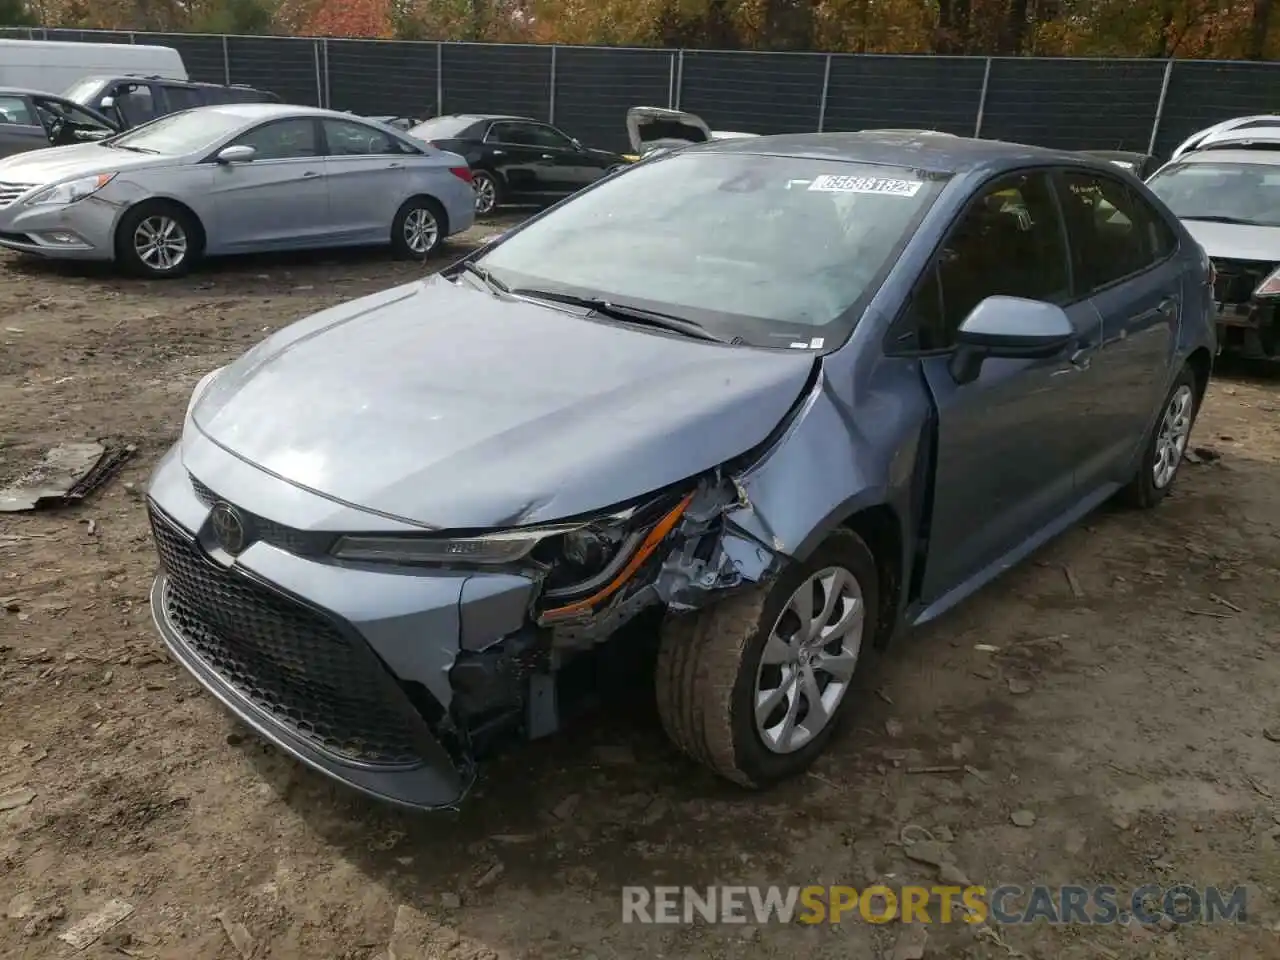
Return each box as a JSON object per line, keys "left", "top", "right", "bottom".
{"left": 1148, "top": 59, "right": 1174, "bottom": 156}
{"left": 436, "top": 43, "right": 444, "bottom": 116}
{"left": 674, "top": 49, "right": 684, "bottom": 110}
{"left": 313, "top": 40, "right": 324, "bottom": 108}
{"left": 817, "top": 54, "right": 832, "bottom": 132}
{"left": 322, "top": 38, "right": 331, "bottom": 109}
{"left": 974, "top": 56, "right": 992, "bottom": 137}
{"left": 548, "top": 45, "right": 557, "bottom": 123}
{"left": 221, "top": 35, "right": 231, "bottom": 86}
{"left": 667, "top": 52, "right": 676, "bottom": 108}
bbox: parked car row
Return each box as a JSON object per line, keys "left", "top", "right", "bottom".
{"left": 143, "top": 128, "right": 1216, "bottom": 810}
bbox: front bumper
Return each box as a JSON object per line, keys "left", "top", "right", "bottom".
{"left": 144, "top": 440, "right": 535, "bottom": 810}
{"left": 0, "top": 193, "right": 117, "bottom": 261}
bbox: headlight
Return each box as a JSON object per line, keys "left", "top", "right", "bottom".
{"left": 25, "top": 173, "right": 116, "bottom": 206}
{"left": 332, "top": 523, "right": 584, "bottom": 566}
{"left": 1254, "top": 265, "right": 1280, "bottom": 299}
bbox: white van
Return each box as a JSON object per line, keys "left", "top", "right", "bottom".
{"left": 0, "top": 39, "right": 187, "bottom": 94}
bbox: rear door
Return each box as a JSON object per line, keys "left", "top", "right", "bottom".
{"left": 319, "top": 117, "right": 414, "bottom": 244}
{"left": 907, "top": 169, "right": 1103, "bottom": 603}
{"left": 207, "top": 117, "right": 330, "bottom": 250}
{"left": 484, "top": 120, "right": 553, "bottom": 198}
{"left": 0, "top": 94, "right": 47, "bottom": 158}
{"left": 1055, "top": 169, "right": 1181, "bottom": 491}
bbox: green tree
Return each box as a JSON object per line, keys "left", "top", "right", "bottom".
{"left": 0, "top": 0, "right": 36, "bottom": 25}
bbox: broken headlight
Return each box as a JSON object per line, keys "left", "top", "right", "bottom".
{"left": 535, "top": 521, "right": 648, "bottom": 602}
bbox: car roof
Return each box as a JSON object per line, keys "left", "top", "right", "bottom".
{"left": 0, "top": 86, "right": 78, "bottom": 98}
{"left": 187, "top": 102, "right": 340, "bottom": 122}
{"left": 691, "top": 130, "right": 1117, "bottom": 176}
{"left": 1175, "top": 148, "right": 1280, "bottom": 167}
{"left": 428, "top": 114, "right": 534, "bottom": 123}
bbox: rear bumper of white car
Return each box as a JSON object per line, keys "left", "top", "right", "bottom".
{"left": 0, "top": 192, "right": 117, "bottom": 261}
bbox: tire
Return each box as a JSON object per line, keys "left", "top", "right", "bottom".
{"left": 471, "top": 170, "right": 501, "bottom": 217}
{"left": 655, "top": 528, "right": 878, "bottom": 788}
{"left": 1118, "top": 363, "right": 1200, "bottom": 509}
{"left": 391, "top": 196, "right": 446, "bottom": 260}
{"left": 115, "top": 201, "right": 202, "bottom": 279}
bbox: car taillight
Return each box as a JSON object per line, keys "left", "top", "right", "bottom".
{"left": 1254, "top": 264, "right": 1280, "bottom": 298}
{"left": 450, "top": 167, "right": 473, "bottom": 184}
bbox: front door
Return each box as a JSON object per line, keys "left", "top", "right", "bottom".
{"left": 0, "top": 94, "right": 46, "bottom": 158}
{"left": 484, "top": 120, "right": 557, "bottom": 199}
{"left": 913, "top": 170, "right": 1103, "bottom": 603}
{"left": 1055, "top": 170, "right": 1181, "bottom": 490}
{"left": 319, "top": 117, "right": 410, "bottom": 244}
{"left": 208, "top": 118, "right": 330, "bottom": 251}
{"left": 520, "top": 122, "right": 608, "bottom": 196}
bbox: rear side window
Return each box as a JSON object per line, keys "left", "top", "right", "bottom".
{"left": 163, "top": 85, "right": 205, "bottom": 112}
{"left": 0, "top": 94, "right": 35, "bottom": 126}
{"left": 1057, "top": 171, "right": 1177, "bottom": 296}
{"left": 114, "top": 82, "right": 159, "bottom": 126}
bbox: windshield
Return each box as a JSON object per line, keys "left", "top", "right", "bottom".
{"left": 475, "top": 152, "right": 943, "bottom": 347}
{"left": 408, "top": 116, "right": 478, "bottom": 140}
{"left": 1147, "top": 161, "right": 1280, "bottom": 228}
{"left": 108, "top": 109, "right": 248, "bottom": 154}
{"left": 61, "top": 77, "right": 106, "bottom": 105}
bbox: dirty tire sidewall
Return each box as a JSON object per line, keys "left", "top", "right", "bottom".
{"left": 1119, "top": 363, "right": 1200, "bottom": 509}
{"left": 655, "top": 528, "right": 879, "bottom": 789}
{"left": 391, "top": 196, "right": 445, "bottom": 260}
{"left": 115, "top": 201, "right": 200, "bottom": 279}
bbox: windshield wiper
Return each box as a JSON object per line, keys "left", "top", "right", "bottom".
{"left": 1179, "top": 214, "right": 1269, "bottom": 226}
{"left": 456, "top": 260, "right": 510, "bottom": 294}
{"left": 105, "top": 143, "right": 158, "bottom": 154}
{"left": 510, "top": 288, "right": 730, "bottom": 343}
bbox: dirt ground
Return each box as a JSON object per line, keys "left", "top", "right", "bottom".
{"left": 2, "top": 226, "right": 1280, "bottom": 960}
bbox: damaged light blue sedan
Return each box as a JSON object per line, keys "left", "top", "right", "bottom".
{"left": 146, "top": 131, "right": 1215, "bottom": 809}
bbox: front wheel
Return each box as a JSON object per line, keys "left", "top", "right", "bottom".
{"left": 655, "top": 528, "right": 877, "bottom": 788}
{"left": 115, "top": 201, "right": 202, "bottom": 279}
{"left": 391, "top": 196, "right": 445, "bottom": 260}
{"left": 1119, "top": 363, "right": 1200, "bottom": 508}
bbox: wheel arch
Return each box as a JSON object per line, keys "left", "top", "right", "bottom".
{"left": 400, "top": 193, "right": 449, "bottom": 237}
{"left": 841, "top": 504, "right": 904, "bottom": 650}
{"left": 115, "top": 195, "right": 208, "bottom": 256}
{"left": 1185, "top": 346, "right": 1212, "bottom": 407}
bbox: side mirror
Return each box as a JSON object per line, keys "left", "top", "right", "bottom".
{"left": 949, "top": 296, "right": 1076, "bottom": 385}
{"left": 215, "top": 144, "right": 256, "bottom": 164}
{"left": 571, "top": 137, "right": 585, "bottom": 151}
{"left": 99, "top": 96, "right": 115, "bottom": 110}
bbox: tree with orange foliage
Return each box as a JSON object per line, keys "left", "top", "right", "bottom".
{"left": 304, "top": 0, "right": 393, "bottom": 36}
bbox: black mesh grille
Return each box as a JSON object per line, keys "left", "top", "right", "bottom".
{"left": 150, "top": 506, "right": 424, "bottom": 766}
{"left": 1212, "top": 258, "right": 1274, "bottom": 305}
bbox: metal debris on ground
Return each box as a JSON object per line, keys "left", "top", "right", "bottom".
{"left": 0, "top": 441, "right": 136, "bottom": 512}
{"left": 57, "top": 898, "right": 135, "bottom": 950}
{"left": 1062, "top": 564, "right": 1084, "bottom": 598}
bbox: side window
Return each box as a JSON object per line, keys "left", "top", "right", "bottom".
{"left": 488, "top": 121, "right": 545, "bottom": 146}
{"left": 524, "top": 124, "right": 576, "bottom": 150}
{"left": 163, "top": 86, "right": 205, "bottom": 112}
{"left": 914, "top": 171, "right": 1071, "bottom": 350}
{"left": 114, "top": 83, "right": 159, "bottom": 126}
{"left": 321, "top": 118, "right": 410, "bottom": 156}
{"left": 0, "top": 95, "right": 35, "bottom": 126}
{"left": 230, "top": 119, "right": 320, "bottom": 161}
{"left": 1057, "top": 172, "right": 1172, "bottom": 295}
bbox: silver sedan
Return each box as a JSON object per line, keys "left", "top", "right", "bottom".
{"left": 0, "top": 103, "right": 476, "bottom": 277}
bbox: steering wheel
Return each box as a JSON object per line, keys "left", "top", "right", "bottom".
{"left": 47, "top": 116, "right": 64, "bottom": 141}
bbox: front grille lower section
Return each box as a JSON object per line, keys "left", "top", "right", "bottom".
{"left": 1212, "top": 258, "right": 1274, "bottom": 305}
{"left": 0, "top": 182, "right": 37, "bottom": 208}
{"left": 149, "top": 505, "right": 425, "bottom": 766}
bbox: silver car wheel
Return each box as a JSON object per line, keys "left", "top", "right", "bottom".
{"left": 134, "top": 215, "right": 188, "bottom": 272}
{"left": 403, "top": 207, "right": 439, "bottom": 255}
{"left": 1153, "top": 383, "right": 1194, "bottom": 489}
{"left": 473, "top": 174, "right": 496, "bottom": 215}
{"left": 754, "top": 566, "right": 864, "bottom": 755}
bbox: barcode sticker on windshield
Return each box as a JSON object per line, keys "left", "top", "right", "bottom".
{"left": 808, "top": 175, "right": 923, "bottom": 197}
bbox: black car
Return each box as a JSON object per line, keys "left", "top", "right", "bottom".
{"left": 0, "top": 88, "right": 120, "bottom": 159}
{"left": 60, "top": 75, "right": 281, "bottom": 131}
{"left": 407, "top": 114, "right": 629, "bottom": 215}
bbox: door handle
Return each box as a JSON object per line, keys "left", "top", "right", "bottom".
{"left": 541, "top": 153, "right": 555, "bottom": 160}
{"left": 1158, "top": 296, "right": 1179, "bottom": 316}
{"left": 491, "top": 149, "right": 505, "bottom": 156}
{"left": 301, "top": 170, "right": 320, "bottom": 178}
{"left": 388, "top": 162, "right": 403, "bottom": 169}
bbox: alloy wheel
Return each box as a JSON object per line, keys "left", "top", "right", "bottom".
{"left": 403, "top": 207, "right": 439, "bottom": 255}
{"left": 473, "top": 175, "right": 496, "bottom": 215}
{"left": 1153, "top": 383, "right": 1194, "bottom": 489}
{"left": 753, "top": 566, "right": 864, "bottom": 754}
{"left": 134, "top": 215, "right": 188, "bottom": 273}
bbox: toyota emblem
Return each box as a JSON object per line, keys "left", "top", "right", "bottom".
{"left": 209, "top": 501, "right": 248, "bottom": 555}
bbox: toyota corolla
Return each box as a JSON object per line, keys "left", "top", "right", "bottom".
{"left": 146, "top": 132, "right": 1214, "bottom": 809}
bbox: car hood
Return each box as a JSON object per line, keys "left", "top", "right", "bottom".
{"left": 0, "top": 141, "right": 162, "bottom": 183}
{"left": 191, "top": 276, "right": 816, "bottom": 530}
{"left": 1181, "top": 219, "right": 1280, "bottom": 262}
